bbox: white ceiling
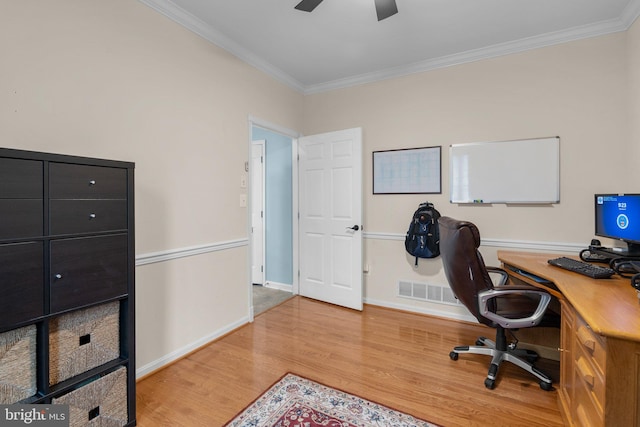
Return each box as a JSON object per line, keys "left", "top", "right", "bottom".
{"left": 140, "top": 0, "right": 640, "bottom": 94}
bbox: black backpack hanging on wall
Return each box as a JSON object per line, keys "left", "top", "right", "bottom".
{"left": 405, "top": 202, "right": 441, "bottom": 266}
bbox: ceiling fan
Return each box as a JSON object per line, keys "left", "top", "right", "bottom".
{"left": 294, "top": 0, "right": 398, "bottom": 21}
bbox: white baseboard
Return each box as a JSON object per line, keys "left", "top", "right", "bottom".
{"left": 364, "top": 297, "right": 477, "bottom": 323}
{"left": 264, "top": 281, "right": 293, "bottom": 292}
{"left": 136, "top": 315, "right": 250, "bottom": 379}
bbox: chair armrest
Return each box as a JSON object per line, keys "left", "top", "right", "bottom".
{"left": 478, "top": 287, "right": 551, "bottom": 329}
{"left": 486, "top": 267, "right": 509, "bottom": 286}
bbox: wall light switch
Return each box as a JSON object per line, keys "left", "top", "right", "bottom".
{"left": 240, "top": 194, "right": 247, "bottom": 207}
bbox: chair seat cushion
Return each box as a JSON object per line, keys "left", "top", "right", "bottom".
{"left": 495, "top": 294, "right": 560, "bottom": 328}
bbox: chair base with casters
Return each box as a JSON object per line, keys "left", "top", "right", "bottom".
{"left": 449, "top": 325, "right": 554, "bottom": 391}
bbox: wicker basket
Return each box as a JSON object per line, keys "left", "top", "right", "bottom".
{"left": 49, "top": 301, "right": 120, "bottom": 385}
{"left": 53, "top": 366, "right": 127, "bottom": 427}
{"left": 0, "top": 324, "right": 37, "bottom": 404}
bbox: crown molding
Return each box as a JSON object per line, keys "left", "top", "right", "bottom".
{"left": 138, "top": 0, "right": 640, "bottom": 96}
{"left": 622, "top": 0, "right": 640, "bottom": 27}
{"left": 304, "top": 14, "right": 636, "bottom": 94}
{"left": 137, "top": 0, "right": 306, "bottom": 93}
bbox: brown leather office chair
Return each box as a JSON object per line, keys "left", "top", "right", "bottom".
{"left": 438, "top": 216, "right": 559, "bottom": 390}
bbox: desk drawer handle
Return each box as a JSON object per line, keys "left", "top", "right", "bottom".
{"left": 577, "top": 327, "right": 596, "bottom": 352}
{"left": 577, "top": 357, "right": 595, "bottom": 388}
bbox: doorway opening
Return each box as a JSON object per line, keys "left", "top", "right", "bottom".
{"left": 249, "top": 119, "right": 299, "bottom": 317}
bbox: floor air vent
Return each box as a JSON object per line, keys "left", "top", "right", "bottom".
{"left": 398, "top": 281, "right": 460, "bottom": 306}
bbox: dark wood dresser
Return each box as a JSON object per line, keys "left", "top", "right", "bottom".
{"left": 0, "top": 148, "right": 135, "bottom": 426}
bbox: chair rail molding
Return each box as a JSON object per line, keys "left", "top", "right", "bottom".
{"left": 136, "top": 238, "right": 248, "bottom": 266}
{"left": 363, "top": 231, "right": 583, "bottom": 253}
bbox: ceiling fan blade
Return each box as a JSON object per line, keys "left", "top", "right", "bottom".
{"left": 374, "top": 0, "right": 398, "bottom": 21}
{"left": 295, "top": 0, "right": 324, "bottom": 13}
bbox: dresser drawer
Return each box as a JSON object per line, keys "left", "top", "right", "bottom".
{"left": 50, "top": 163, "right": 127, "bottom": 199}
{"left": 0, "top": 242, "right": 44, "bottom": 329}
{"left": 50, "top": 234, "right": 128, "bottom": 313}
{"left": 0, "top": 200, "right": 43, "bottom": 239}
{"left": 0, "top": 158, "right": 42, "bottom": 199}
{"left": 50, "top": 200, "right": 127, "bottom": 235}
{"left": 575, "top": 315, "right": 606, "bottom": 376}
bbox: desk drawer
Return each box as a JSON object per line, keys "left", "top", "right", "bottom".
{"left": 50, "top": 200, "right": 127, "bottom": 235}
{"left": 573, "top": 359, "right": 604, "bottom": 427}
{"left": 50, "top": 163, "right": 127, "bottom": 199}
{"left": 575, "top": 316, "right": 606, "bottom": 376}
{"left": 50, "top": 234, "right": 128, "bottom": 313}
{"left": 575, "top": 347, "right": 605, "bottom": 412}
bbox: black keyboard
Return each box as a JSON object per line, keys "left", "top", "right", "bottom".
{"left": 547, "top": 257, "right": 615, "bottom": 279}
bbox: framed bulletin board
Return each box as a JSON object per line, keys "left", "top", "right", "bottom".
{"left": 373, "top": 146, "right": 441, "bottom": 194}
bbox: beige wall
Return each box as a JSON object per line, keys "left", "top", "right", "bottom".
{"left": 2, "top": 0, "right": 638, "bottom": 374}
{"left": 629, "top": 18, "right": 640, "bottom": 182}
{"left": 0, "top": 0, "right": 304, "bottom": 374}
{"left": 303, "top": 31, "right": 632, "bottom": 316}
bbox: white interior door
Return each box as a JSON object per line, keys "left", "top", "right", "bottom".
{"left": 251, "top": 141, "right": 265, "bottom": 285}
{"left": 298, "top": 128, "right": 363, "bottom": 310}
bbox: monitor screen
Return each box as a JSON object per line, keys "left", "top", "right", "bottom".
{"left": 595, "top": 194, "right": 640, "bottom": 253}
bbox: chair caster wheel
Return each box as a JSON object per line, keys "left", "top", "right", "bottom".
{"left": 540, "top": 381, "right": 553, "bottom": 391}
{"left": 475, "top": 339, "right": 485, "bottom": 346}
{"left": 524, "top": 350, "right": 539, "bottom": 363}
{"left": 449, "top": 351, "right": 459, "bottom": 361}
{"left": 484, "top": 378, "right": 495, "bottom": 389}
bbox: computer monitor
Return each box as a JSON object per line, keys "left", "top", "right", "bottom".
{"left": 595, "top": 194, "right": 640, "bottom": 256}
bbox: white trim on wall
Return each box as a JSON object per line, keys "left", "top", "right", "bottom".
{"left": 136, "top": 314, "right": 250, "bottom": 378}
{"left": 364, "top": 297, "right": 477, "bottom": 324}
{"left": 363, "top": 231, "right": 584, "bottom": 253}
{"left": 136, "top": 232, "right": 581, "bottom": 268}
{"left": 135, "top": 239, "right": 248, "bottom": 266}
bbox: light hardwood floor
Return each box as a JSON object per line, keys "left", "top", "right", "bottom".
{"left": 136, "top": 296, "right": 563, "bottom": 426}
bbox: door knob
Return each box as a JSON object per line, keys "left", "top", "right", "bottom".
{"left": 347, "top": 225, "right": 360, "bottom": 231}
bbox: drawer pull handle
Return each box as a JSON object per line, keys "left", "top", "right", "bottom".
{"left": 89, "top": 213, "right": 96, "bottom": 219}
{"left": 577, "top": 357, "right": 595, "bottom": 388}
{"left": 577, "top": 327, "right": 596, "bottom": 352}
{"left": 89, "top": 180, "right": 96, "bottom": 185}
{"left": 55, "top": 273, "right": 63, "bottom": 280}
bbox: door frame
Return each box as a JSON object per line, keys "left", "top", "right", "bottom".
{"left": 248, "top": 116, "right": 300, "bottom": 320}
{"left": 250, "top": 139, "right": 265, "bottom": 286}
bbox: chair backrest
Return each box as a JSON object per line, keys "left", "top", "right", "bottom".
{"left": 438, "top": 216, "right": 496, "bottom": 327}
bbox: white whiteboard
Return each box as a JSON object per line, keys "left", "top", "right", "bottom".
{"left": 450, "top": 137, "right": 560, "bottom": 204}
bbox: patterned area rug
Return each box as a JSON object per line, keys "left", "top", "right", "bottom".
{"left": 225, "top": 373, "right": 439, "bottom": 427}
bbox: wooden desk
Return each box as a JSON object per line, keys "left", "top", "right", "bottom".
{"left": 498, "top": 250, "right": 640, "bottom": 427}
